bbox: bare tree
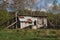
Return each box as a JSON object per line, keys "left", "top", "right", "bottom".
{"left": 52, "top": 0, "right": 58, "bottom": 10}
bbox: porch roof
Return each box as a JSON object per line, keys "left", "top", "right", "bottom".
{"left": 18, "top": 12, "right": 47, "bottom": 17}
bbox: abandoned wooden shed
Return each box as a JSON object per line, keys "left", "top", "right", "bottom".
{"left": 18, "top": 13, "right": 48, "bottom": 29}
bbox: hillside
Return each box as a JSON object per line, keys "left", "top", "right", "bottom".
{"left": 0, "top": 29, "right": 60, "bottom": 40}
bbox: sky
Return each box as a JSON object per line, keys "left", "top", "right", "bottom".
{"left": 58, "top": 0, "right": 60, "bottom": 4}
{"left": 0, "top": 0, "right": 60, "bottom": 12}
{"left": 25, "top": 0, "right": 54, "bottom": 11}
{"left": 0, "top": 0, "right": 60, "bottom": 6}
{"left": 25, "top": 0, "right": 60, "bottom": 11}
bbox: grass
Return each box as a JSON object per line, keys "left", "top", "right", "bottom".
{"left": 0, "top": 29, "right": 60, "bottom": 40}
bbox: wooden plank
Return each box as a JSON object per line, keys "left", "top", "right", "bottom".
{"left": 7, "top": 21, "right": 16, "bottom": 28}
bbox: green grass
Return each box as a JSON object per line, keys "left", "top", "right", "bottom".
{"left": 0, "top": 29, "right": 60, "bottom": 40}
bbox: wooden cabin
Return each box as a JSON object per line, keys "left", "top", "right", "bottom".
{"left": 18, "top": 13, "right": 47, "bottom": 29}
